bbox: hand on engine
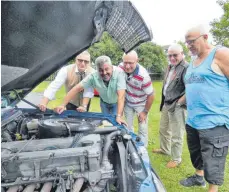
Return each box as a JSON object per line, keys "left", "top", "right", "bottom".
{"left": 54, "top": 105, "right": 66, "bottom": 114}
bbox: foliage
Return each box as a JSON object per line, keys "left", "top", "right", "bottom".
{"left": 177, "top": 41, "right": 191, "bottom": 62}
{"left": 136, "top": 42, "right": 167, "bottom": 73}
{"left": 89, "top": 32, "right": 167, "bottom": 74}
{"left": 210, "top": 0, "right": 229, "bottom": 47}
{"left": 88, "top": 32, "right": 123, "bottom": 66}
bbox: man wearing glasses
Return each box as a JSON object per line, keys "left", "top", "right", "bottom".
{"left": 38, "top": 51, "right": 95, "bottom": 112}
{"left": 180, "top": 25, "right": 229, "bottom": 192}
{"left": 119, "top": 50, "right": 155, "bottom": 147}
{"left": 55, "top": 55, "right": 127, "bottom": 125}
{"left": 152, "top": 44, "right": 188, "bottom": 168}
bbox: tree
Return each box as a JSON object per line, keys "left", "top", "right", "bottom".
{"left": 88, "top": 32, "right": 123, "bottom": 65}
{"left": 178, "top": 41, "right": 191, "bottom": 62}
{"left": 210, "top": 0, "right": 229, "bottom": 47}
{"left": 137, "top": 42, "right": 167, "bottom": 74}
{"left": 89, "top": 32, "right": 167, "bottom": 74}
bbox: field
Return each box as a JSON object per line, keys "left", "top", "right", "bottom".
{"left": 33, "top": 81, "right": 229, "bottom": 192}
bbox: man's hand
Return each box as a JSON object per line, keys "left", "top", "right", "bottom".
{"left": 38, "top": 97, "right": 49, "bottom": 112}
{"left": 54, "top": 105, "right": 66, "bottom": 114}
{"left": 116, "top": 116, "right": 127, "bottom": 126}
{"left": 77, "top": 106, "right": 87, "bottom": 112}
{"left": 38, "top": 104, "right": 47, "bottom": 112}
{"left": 138, "top": 111, "right": 147, "bottom": 123}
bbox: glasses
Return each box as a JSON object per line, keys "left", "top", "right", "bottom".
{"left": 168, "top": 54, "right": 178, "bottom": 58}
{"left": 123, "top": 61, "right": 135, "bottom": 65}
{"left": 77, "top": 59, "right": 89, "bottom": 64}
{"left": 185, "top": 35, "right": 204, "bottom": 45}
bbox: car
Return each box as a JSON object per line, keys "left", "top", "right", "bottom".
{"left": 94, "top": 88, "right": 100, "bottom": 97}
{"left": 1, "top": 1, "right": 166, "bottom": 192}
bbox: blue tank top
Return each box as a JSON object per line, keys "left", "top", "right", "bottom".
{"left": 185, "top": 48, "right": 229, "bottom": 129}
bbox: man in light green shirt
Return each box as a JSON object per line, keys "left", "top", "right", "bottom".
{"left": 55, "top": 55, "right": 127, "bottom": 125}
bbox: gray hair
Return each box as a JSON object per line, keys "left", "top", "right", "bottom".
{"left": 76, "top": 50, "right": 91, "bottom": 60}
{"left": 123, "top": 50, "right": 138, "bottom": 59}
{"left": 186, "top": 24, "right": 209, "bottom": 35}
{"left": 95, "top": 55, "right": 112, "bottom": 68}
{"left": 168, "top": 43, "right": 183, "bottom": 53}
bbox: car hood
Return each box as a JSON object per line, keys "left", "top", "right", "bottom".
{"left": 1, "top": 0, "right": 152, "bottom": 93}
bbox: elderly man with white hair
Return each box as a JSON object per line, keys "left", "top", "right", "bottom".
{"left": 152, "top": 43, "right": 188, "bottom": 168}
{"left": 55, "top": 55, "right": 127, "bottom": 125}
{"left": 180, "top": 25, "right": 229, "bottom": 192}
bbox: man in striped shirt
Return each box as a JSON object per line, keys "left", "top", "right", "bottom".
{"left": 119, "top": 50, "right": 155, "bottom": 146}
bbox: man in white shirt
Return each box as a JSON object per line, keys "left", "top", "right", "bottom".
{"left": 38, "top": 51, "right": 95, "bottom": 112}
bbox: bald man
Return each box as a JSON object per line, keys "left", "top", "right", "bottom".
{"left": 119, "top": 50, "right": 155, "bottom": 147}
{"left": 180, "top": 25, "right": 229, "bottom": 192}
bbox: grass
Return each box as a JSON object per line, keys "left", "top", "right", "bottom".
{"left": 33, "top": 81, "right": 229, "bottom": 192}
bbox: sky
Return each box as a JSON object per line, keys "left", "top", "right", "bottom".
{"left": 131, "top": 0, "right": 224, "bottom": 46}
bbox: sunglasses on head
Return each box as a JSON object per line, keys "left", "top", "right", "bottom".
{"left": 168, "top": 54, "right": 178, "bottom": 58}
{"left": 77, "top": 59, "right": 89, "bottom": 64}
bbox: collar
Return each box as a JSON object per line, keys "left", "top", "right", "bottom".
{"left": 74, "top": 64, "right": 88, "bottom": 73}
{"left": 169, "top": 60, "right": 185, "bottom": 69}
{"left": 129, "top": 64, "right": 139, "bottom": 76}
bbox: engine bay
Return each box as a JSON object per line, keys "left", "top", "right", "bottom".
{"left": 1, "top": 108, "right": 148, "bottom": 192}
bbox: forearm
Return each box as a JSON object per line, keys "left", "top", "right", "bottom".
{"left": 81, "top": 97, "right": 90, "bottom": 107}
{"left": 144, "top": 94, "right": 154, "bottom": 112}
{"left": 62, "top": 84, "right": 83, "bottom": 106}
{"left": 178, "top": 94, "right": 186, "bottom": 104}
{"left": 40, "top": 97, "right": 50, "bottom": 106}
{"left": 117, "top": 90, "right": 125, "bottom": 116}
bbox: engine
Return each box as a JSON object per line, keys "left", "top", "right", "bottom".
{"left": 1, "top": 109, "right": 148, "bottom": 192}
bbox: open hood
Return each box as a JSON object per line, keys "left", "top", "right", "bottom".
{"left": 1, "top": 0, "right": 152, "bottom": 92}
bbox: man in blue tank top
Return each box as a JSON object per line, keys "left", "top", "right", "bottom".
{"left": 180, "top": 25, "right": 229, "bottom": 192}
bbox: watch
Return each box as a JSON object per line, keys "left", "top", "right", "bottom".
{"left": 143, "top": 109, "right": 148, "bottom": 114}
{"left": 117, "top": 114, "right": 122, "bottom": 117}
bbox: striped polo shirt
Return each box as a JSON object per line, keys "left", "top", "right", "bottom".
{"left": 119, "top": 63, "right": 154, "bottom": 107}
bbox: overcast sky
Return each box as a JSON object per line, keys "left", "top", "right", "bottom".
{"left": 131, "top": 0, "right": 223, "bottom": 45}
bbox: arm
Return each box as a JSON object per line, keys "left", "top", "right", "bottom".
{"left": 116, "top": 89, "right": 127, "bottom": 125}
{"left": 55, "top": 74, "right": 94, "bottom": 114}
{"left": 38, "top": 66, "right": 67, "bottom": 111}
{"left": 116, "top": 70, "right": 127, "bottom": 125}
{"left": 215, "top": 47, "right": 229, "bottom": 79}
{"left": 138, "top": 75, "right": 154, "bottom": 122}
{"left": 77, "top": 97, "right": 91, "bottom": 112}
{"left": 138, "top": 93, "right": 154, "bottom": 122}
{"left": 77, "top": 87, "right": 94, "bottom": 112}
{"left": 55, "top": 83, "right": 84, "bottom": 114}
{"left": 177, "top": 95, "right": 186, "bottom": 105}
{"left": 38, "top": 97, "right": 50, "bottom": 112}
{"left": 143, "top": 93, "right": 155, "bottom": 113}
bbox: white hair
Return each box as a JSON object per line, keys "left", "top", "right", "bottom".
{"left": 123, "top": 50, "right": 138, "bottom": 59}
{"left": 168, "top": 43, "right": 183, "bottom": 53}
{"left": 76, "top": 50, "right": 91, "bottom": 60}
{"left": 186, "top": 24, "right": 209, "bottom": 35}
{"left": 95, "top": 55, "right": 112, "bottom": 68}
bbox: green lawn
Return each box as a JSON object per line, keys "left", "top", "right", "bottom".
{"left": 33, "top": 81, "right": 229, "bottom": 192}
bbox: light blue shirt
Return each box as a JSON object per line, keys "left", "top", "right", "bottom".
{"left": 185, "top": 47, "right": 229, "bottom": 129}
{"left": 81, "top": 66, "right": 126, "bottom": 104}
